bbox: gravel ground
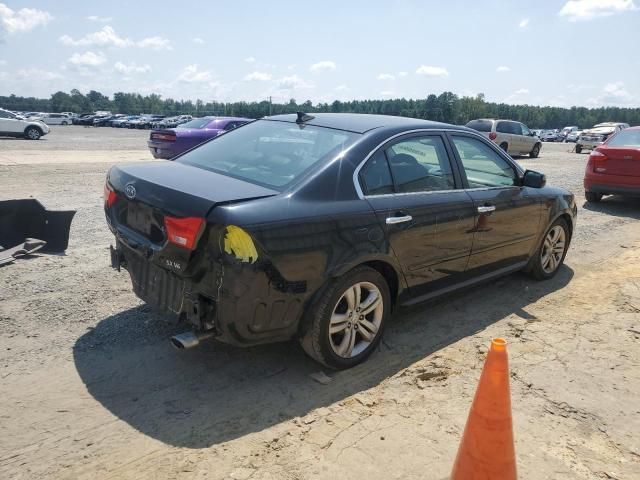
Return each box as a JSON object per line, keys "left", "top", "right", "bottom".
{"left": 1, "top": 128, "right": 639, "bottom": 480}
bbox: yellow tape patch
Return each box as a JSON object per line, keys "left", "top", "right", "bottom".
{"left": 224, "top": 225, "right": 258, "bottom": 264}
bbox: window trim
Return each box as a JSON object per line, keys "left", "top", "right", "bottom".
{"left": 353, "top": 128, "right": 523, "bottom": 199}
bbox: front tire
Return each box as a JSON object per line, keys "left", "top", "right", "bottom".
{"left": 24, "top": 126, "right": 42, "bottom": 140}
{"left": 527, "top": 218, "right": 570, "bottom": 281}
{"left": 585, "top": 191, "right": 602, "bottom": 203}
{"left": 575, "top": 145, "right": 583, "bottom": 154}
{"left": 299, "top": 266, "right": 390, "bottom": 369}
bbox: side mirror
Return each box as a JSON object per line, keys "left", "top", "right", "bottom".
{"left": 522, "top": 170, "right": 546, "bottom": 188}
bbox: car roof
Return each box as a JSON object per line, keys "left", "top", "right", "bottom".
{"left": 265, "top": 112, "right": 460, "bottom": 134}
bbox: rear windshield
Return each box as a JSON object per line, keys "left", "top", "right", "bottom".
{"left": 178, "top": 118, "right": 214, "bottom": 129}
{"left": 607, "top": 129, "right": 640, "bottom": 147}
{"left": 465, "top": 120, "right": 493, "bottom": 132}
{"left": 177, "top": 120, "right": 360, "bottom": 189}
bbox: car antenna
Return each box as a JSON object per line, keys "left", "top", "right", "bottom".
{"left": 296, "top": 111, "right": 315, "bottom": 123}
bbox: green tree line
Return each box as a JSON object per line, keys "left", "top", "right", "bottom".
{"left": 1, "top": 90, "right": 638, "bottom": 129}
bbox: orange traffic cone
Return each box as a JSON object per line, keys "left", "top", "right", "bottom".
{"left": 451, "top": 338, "right": 517, "bottom": 480}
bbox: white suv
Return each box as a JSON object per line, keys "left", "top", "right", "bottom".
{"left": 0, "top": 108, "right": 50, "bottom": 140}
{"left": 466, "top": 119, "right": 542, "bottom": 157}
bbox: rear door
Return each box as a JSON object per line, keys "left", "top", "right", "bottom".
{"left": 495, "top": 121, "right": 514, "bottom": 153}
{"left": 360, "top": 133, "right": 476, "bottom": 297}
{"left": 448, "top": 133, "right": 542, "bottom": 272}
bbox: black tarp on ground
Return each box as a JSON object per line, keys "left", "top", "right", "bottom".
{"left": 0, "top": 199, "right": 75, "bottom": 252}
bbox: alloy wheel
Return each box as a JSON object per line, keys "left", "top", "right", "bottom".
{"left": 329, "top": 281, "right": 383, "bottom": 358}
{"left": 541, "top": 226, "right": 566, "bottom": 274}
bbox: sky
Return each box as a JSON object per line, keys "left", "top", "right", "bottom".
{"left": 0, "top": 0, "right": 639, "bottom": 107}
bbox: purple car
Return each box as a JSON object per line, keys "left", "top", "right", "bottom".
{"left": 147, "top": 116, "right": 251, "bottom": 159}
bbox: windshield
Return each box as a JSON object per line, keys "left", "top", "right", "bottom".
{"left": 178, "top": 119, "right": 360, "bottom": 189}
{"left": 178, "top": 118, "right": 214, "bottom": 129}
{"left": 607, "top": 129, "right": 640, "bottom": 147}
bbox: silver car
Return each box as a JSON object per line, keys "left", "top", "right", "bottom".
{"left": 466, "top": 119, "right": 542, "bottom": 157}
{"left": 576, "top": 122, "right": 629, "bottom": 153}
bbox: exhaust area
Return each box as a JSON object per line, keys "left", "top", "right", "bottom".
{"left": 170, "top": 330, "right": 216, "bottom": 350}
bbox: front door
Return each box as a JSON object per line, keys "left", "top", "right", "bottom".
{"left": 359, "top": 133, "right": 476, "bottom": 298}
{"left": 448, "top": 133, "right": 542, "bottom": 273}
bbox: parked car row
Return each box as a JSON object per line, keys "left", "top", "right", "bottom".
{"left": 147, "top": 116, "right": 251, "bottom": 159}
{"left": 576, "top": 122, "right": 630, "bottom": 154}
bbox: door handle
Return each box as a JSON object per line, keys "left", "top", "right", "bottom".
{"left": 386, "top": 215, "right": 413, "bottom": 225}
{"left": 477, "top": 205, "right": 496, "bottom": 214}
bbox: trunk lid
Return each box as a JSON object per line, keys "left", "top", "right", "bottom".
{"left": 107, "top": 162, "right": 277, "bottom": 250}
{"left": 596, "top": 147, "right": 640, "bottom": 177}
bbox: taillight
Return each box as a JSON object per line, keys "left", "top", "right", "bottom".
{"left": 104, "top": 182, "right": 118, "bottom": 207}
{"left": 164, "top": 216, "right": 205, "bottom": 250}
{"left": 151, "top": 132, "right": 176, "bottom": 141}
{"left": 489, "top": 132, "right": 497, "bottom": 141}
{"left": 590, "top": 149, "right": 607, "bottom": 173}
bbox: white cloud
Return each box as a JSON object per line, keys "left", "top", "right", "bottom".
{"left": 16, "top": 68, "right": 62, "bottom": 80}
{"left": 416, "top": 65, "right": 449, "bottom": 77}
{"left": 136, "top": 36, "right": 171, "bottom": 50}
{"left": 377, "top": 73, "right": 395, "bottom": 80}
{"left": 245, "top": 56, "right": 256, "bottom": 63}
{"left": 0, "top": 3, "right": 52, "bottom": 35}
{"left": 68, "top": 51, "right": 106, "bottom": 67}
{"left": 559, "top": 0, "right": 637, "bottom": 21}
{"left": 178, "top": 64, "right": 212, "bottom": 83}
{"left": 114, "top": 61, "right": 151, "bottom": 74}
{"left": 309, "top": 60, "right": 336, "bottom": 72}
{"left": 587, "top": 81, "right": 636, "bottom": 106}
{"left": 244, "top": 71, "right": 272, "bottom": 81}
{"left": 398, "top": 71, "right": 408, "bottom": 77}
{"left": 380, "top": 91, "right": 397, "bottom": 97}
{"left": 277, "top": 74, "right": 313, "bottom": 90}
{"left": 503, "top": 88, "right": 531, "bottom": 104}
{"left": 335, "top": 85, "right": 349, "bottom": 91}
{"left": 496, "top": 65, "right": 511, "bottom": 72}
{"left": 0, "top": 59, "right": 6, "bottom": 66}
{"left": 192, "top": 37, "right": 204, "bottom": 44}
{"left": 87, "top": 15, "right": 112, "bottom": 23}
{"left": 519, "top": 18, "right": 530, "bottom": 28}
{"left": 59, "top": 26, "right": 171, "bottom": 50}
{"left": 515, "top": 88, "right": 529, "bottom": 95}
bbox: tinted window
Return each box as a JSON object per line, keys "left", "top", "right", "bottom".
{"left": 497, "top": 121, "right": 519, "bottom": 134}
{"left": 385, "top": 136, "right": 454, "bottom": 193}
{"left": 361, "top": 151, "right": 394, "bottom": 195}
{"left": 607, "top": 129, "right": 640, "bottom": 147}
{"left": 179, "top": 120, "right": 359, "bottom": 189}
{"left": 519, "top": 124, "right": 529, "bottom": 136}
{"left": 466, "top": 120, "right": 493, "bottom": 133}
{"left": 452, "top": 136, "right": 517, "bottom": 188}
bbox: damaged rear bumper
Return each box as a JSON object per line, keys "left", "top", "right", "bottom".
{"left": 111, "top": 238, "right": 308, "bottom": 347}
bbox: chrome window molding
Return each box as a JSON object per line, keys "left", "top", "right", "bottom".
{"left": 352, "top": 128, "right": 523, "bottom": 200}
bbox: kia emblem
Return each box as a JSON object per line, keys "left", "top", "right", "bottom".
{"left": 125, "top": 184, "right": 137, "bottom": 199}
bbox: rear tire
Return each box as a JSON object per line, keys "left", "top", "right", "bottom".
{"left": 585, "top": 191, "right": 602, "bottom": 203}
{"left": 500, "top": 142, "right": 508, "bottom": 152}
{"left": 299, "top": 266, "right": 390, "bottom": 369}
{"left": 526, "top": 218, "right": 570, "bottom": 281}
{"left": 530, "top": 143, "right": 541, "bottom": 158}
{"left": 575, "top": 145, "right": 582, "bottom": 154}
{"left": 24, "top": 126, "right": 42, "bottom": 140}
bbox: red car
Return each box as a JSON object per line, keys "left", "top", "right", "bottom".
{"left": 584, "top": 126, "right": 640, "bottom": 202}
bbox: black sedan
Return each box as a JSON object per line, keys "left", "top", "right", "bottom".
{"left": 105, "top": 113, "right": 576, "bottom": 369}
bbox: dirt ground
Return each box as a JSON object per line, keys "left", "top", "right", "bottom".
{"left": 1, "top": 126, "right": 639, "bottom": 480}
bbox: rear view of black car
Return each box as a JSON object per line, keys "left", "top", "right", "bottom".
{"left": 105, "top": 113, "right": 576, "bottom": 369}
